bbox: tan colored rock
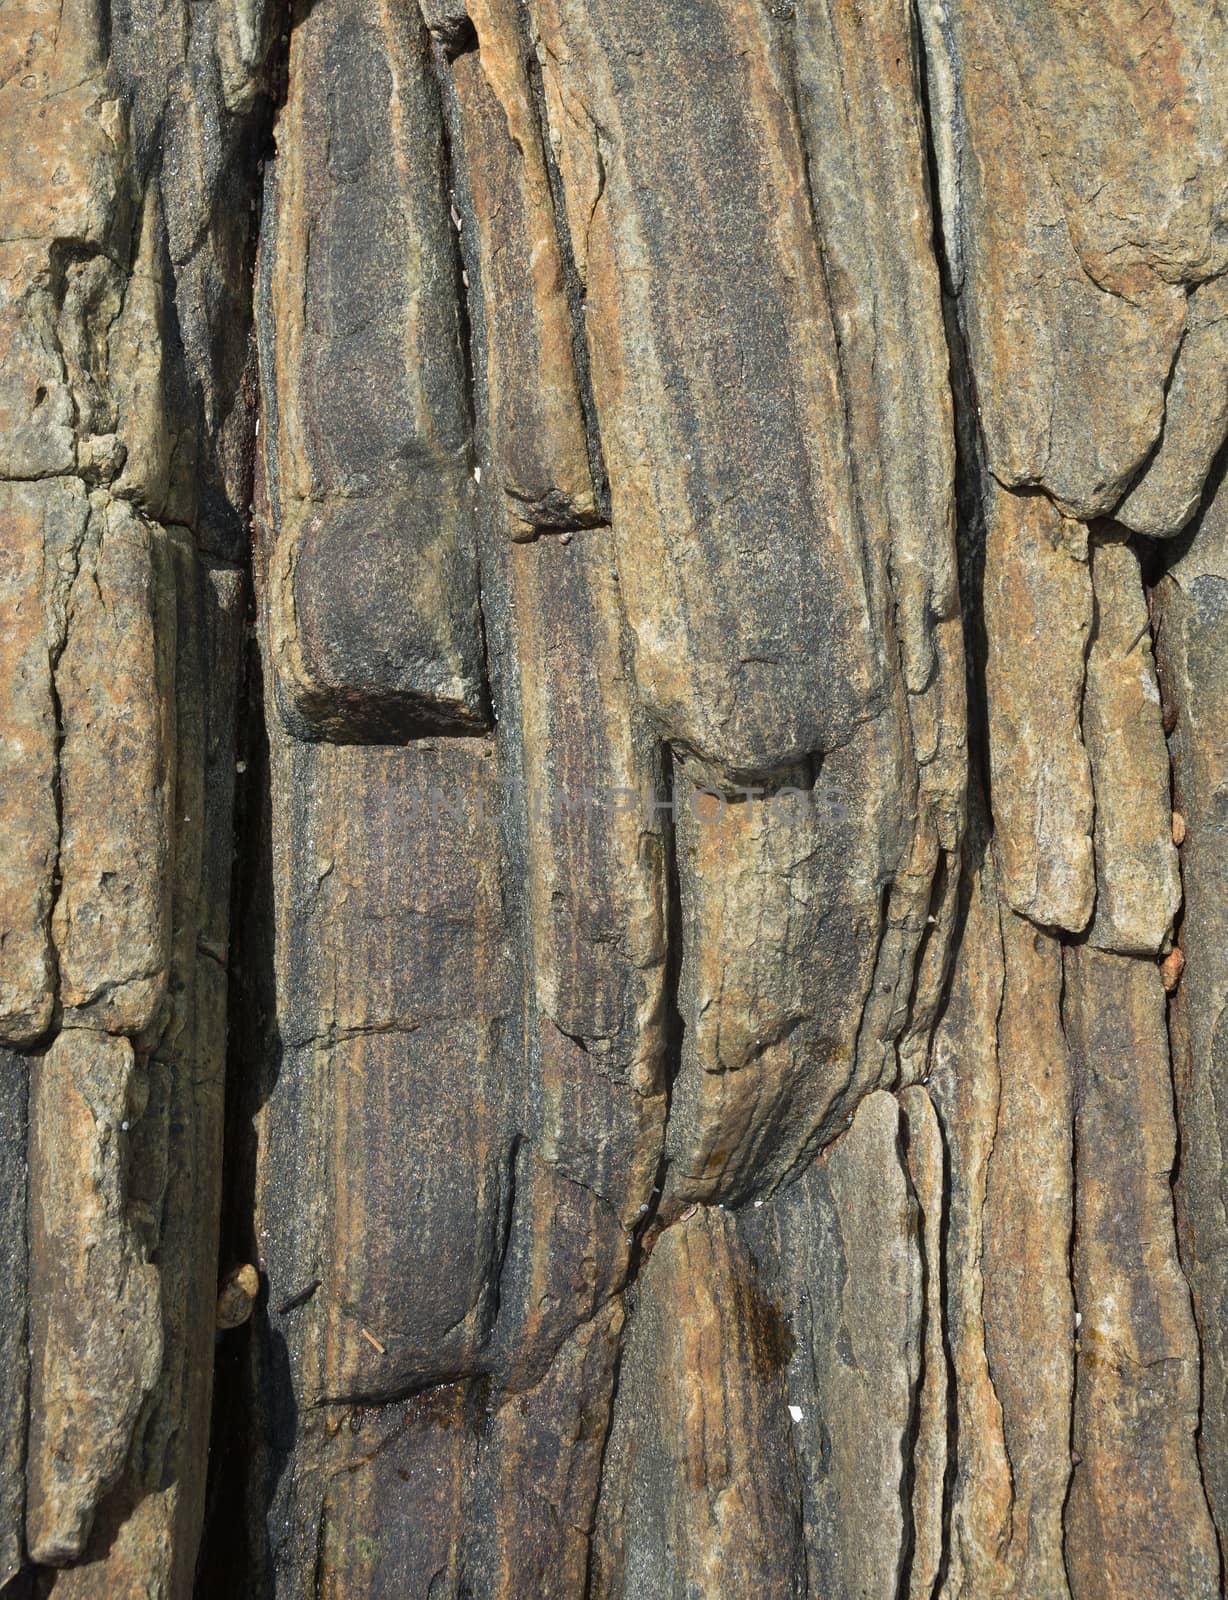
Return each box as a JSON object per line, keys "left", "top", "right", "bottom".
{"left": 1063, "top": 946, "right": 1220, "bottom": 1599}
{"left": 0, "top": 0, "right": 131, "bottom": 254}
{"left": 984, "top": 486, "right": 1094, "bottom": 931}
{"left": 1155, "top": 494, "right": 1228, "bottom": 1546}
{"left": 591, "top": 1207, "right": 803, "bottom": 1598}
{"left": 0, "top": 478, "right": 83, "bottom": 1044}
{"left": 56, "top": 559, "right": 249, "bottom": 1600}
{"left": 0, "top": 1053, "right": 28, "bottom": 1588}
{"left": 0, "top": 242, "right": 77, "bottom": 479}
{"left": 1116, "top": 275, "right": 1228, "bottom": 538}
{"left": 900, "top": 1085, "right": 948, "bottom": 1600}
{"left": 52, "top": 495, "right": 177, "bottom": 1041}
{"left": 919, "top": 0, "right": 1220, "bottom": 518}
{"left": 452, "top": 0, "right": 598, "bottom": 535}
{"left": 981, "top": 907, "right": 1074, "bottom": 1598}
{"left": 662, "top": 721, "right": 903, "bottom": 1209}
{"left": 216, "top": 1264, "right": 260, "bottom": 1329}
{"left": 1085, "top": 537, "right": 1181, "bottom": 953}
{"left": 26, "top": 1029, "right": 162, "bottom": 1565}
{"left": 927, "top": 799, "right": 1017, "bottom": 1599}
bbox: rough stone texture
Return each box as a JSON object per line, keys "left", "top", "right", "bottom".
{"left": 26, "top": 1029, "right": 163, "bottom": 1566}
{"left": 3, "top": 0, "right": 1228, "bottom": 1594}
{"left": 52, "top": 496, "right": 178, "bottom": 1041}
{"left": 0, "top": 479, "right": 82, "bottom": 1045}
{"left": 260, "top": 0, "right": 487, "bottom": 743}
{"left": 0, "top": 1051, "right": 28, "bottom": 1588}
{"left": 0, "top": 0, "right": 260, "bottom": 1589}
{"left": 450, "top": 0, "right": 600, "bottom": 537}
{"left": 920, "top": 0, "right": 1225, "bottom": 520}
{"left": 527, "top": 0, "right": 882, "bottom": 778}
{"left": 983, "top": 484, "right": 1094, "bottom": 932}
{"left": 590, "top": 1207, "right": 803, "bottom": 1599}
{"left": 1084, "top": 536, "right": 1181, "bottom": 953}
{"left": 1155, "top": 479, "right": 1228, "bottom": 1558}
{"left": 1063, "top": 945, "right": 1220, "bottom": 1599}
{"left": 1117, "top": 276, "right": 1228, "bottom": 539}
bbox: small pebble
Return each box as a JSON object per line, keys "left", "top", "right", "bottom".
{"left": 1172, "top": 810, "right": 1186, "bottom": 846}
{"left": 1160, "top": 947, "right": 1185, "bottom": 994}
{"left": 216, "top": 1263, "right": 260, "bottom": 1330}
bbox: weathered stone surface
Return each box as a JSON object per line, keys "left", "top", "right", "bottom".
{"left": 260, "top": 0, "right": 486, "bottom": 741}
{"left": 921, "top": 0, "right": 1224, "bottom": 519}
{"left": 0, "top": 0, "right": 131, "bottom": 254}
{"left": 981, "top": 908, "right": 1074, "bottom": 1598}
{"left": 529, "top": 0, "right": 880, "bottom": 777}
{"left": 0, "top": 1051, "right": 28, "bottom": 1588}
{"left": 0, "top": 478, "right": 81, "bottom": 1045}
{"left": 468, "top": 531, "right": 666, "bottom": 1390}
{"left": 5, "top": 0, "right": 1228, "bottom": 1591}
{"left": 52, "top": 496, "right": 177, "bottom": 1041}
{"left": 451, "top": 1, "right": 599, "bottom": 536}
{"left": 1117, "top": 276, "right": 1228, "bottom": 538}
{"left": 927, "top": 801, "right": 1017, "bottom": 1599}
{"left": 662, "top": 737, "right": 896, "bottom": 1208}
{"left": 256, "top": 736, "right": 517, "bottom": 1414}
{"left": 0, "top": 243, "right": 77, "bottom": 481}
{"left": 899, "top": 1085, "right": 948, "bottom": 1600}
{"left": 306, "top": 1386, "right": 473, "bottom": 1598}
{"left": 984, "top": 485, "right": 1094, "bottom": 931}
{"left": 1154, "top": 485, "right": 1228, "bottom": 1559}
{"left": 26, "top": 1029, "right": 163, "bottom": 1566}
{"left": 591, "top": 1207, "right": 803, "bottom": 1599}
{"left": 1085, "top": 537, "right": 1181, "bottom": 953}
{"left": 48, "top": 558, "right": 247, "bottom": 1600}
{"left": 1063, "top": 945, "right": 1220, "bottom": 1599}
{"left": 743, "top": 1089, "right": 922, "bottom": 1598}
{"left": 467, "top": 1302, "right": 623, "bottom": 1597}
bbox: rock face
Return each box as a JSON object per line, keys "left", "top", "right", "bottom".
{"left": 0, "top": 0, "right": 1225, "bottom": 1595}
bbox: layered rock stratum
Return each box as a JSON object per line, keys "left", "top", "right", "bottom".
{"left": 0, "top": 0, "right": 1225, "bottom": 1594}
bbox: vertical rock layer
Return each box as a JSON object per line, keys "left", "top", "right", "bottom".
{"left": 0, "top": 0, "right": 1225, "bottom": 1594}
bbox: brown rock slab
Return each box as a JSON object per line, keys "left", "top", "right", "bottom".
{"left": 452, "top": 1, "right": 598, "bottom": 536}
{"left": 927, "top": 799, "right": 1017, "bottom": 1599}
{"left": 52, "top": 495, "right": 177, "bottom": 1041}
{"left": 920, "top": 0, "right": 1217, "bottom": 518}
{"left": 1116, "top": 275, "right": 1228, "bottom": 538}
{"left": 1085, "top": 537, "right": 1181, "bottom": 953}
{"left": 26, "top": 1029, "right": 162, "bottom": 1566}
{"left": 1063, "top": 945, "right": 1220, "bottom": 1599}
{"left": 0, "top": 1051, "right": 28, "bottom": 1588}
{"left": 900, "top": 1085, "right": 949, "bottom": 1600}
{"left": 984, "top": 485, "right": 1094, "bottom": 931}
{"left": 0, "top": 478, "right": 83, "bottom": 1045}
{"left": 1154, "top": 491, "right": 1228, "bottom": 1560}
{"left": 590, "top": 1207, "right": 803, "bottom": 1598}
{"left": 981, "top": 907, "right": 1074, "bottom": 1598}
